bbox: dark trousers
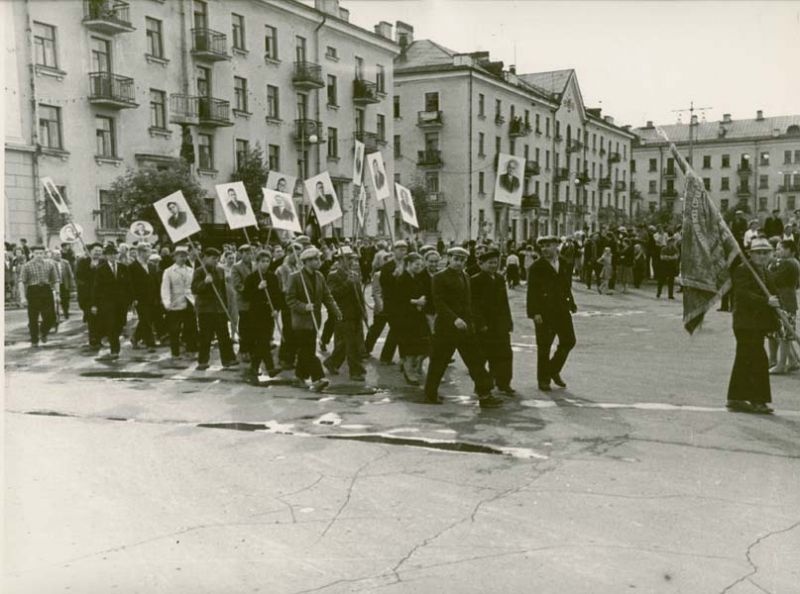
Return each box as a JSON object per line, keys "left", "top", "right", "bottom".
{"left": 295, "top": 328, "right": 324, "bottom": 381}
{"left": 535, "top": 312, "right": 576, "bottom": 385}
{"left": 59, "top": 286, "right": 71, "bottom": 318}
{"left": 83, "top": 308, "right": 101, "bottom": 348}
{"left": 424, "top": 330, "right": 493, "bottom": 400}
{"left": 506, "top": 265, "right": 520, "bottom": 288}
{"left": 250, "top": 320, "right": 276, "bottom": 375}
{"left": 166, "top": 306, "right": 197, "bottom": 356}
{"left": 633, "top": 261, "right": 646, "bottom": 288}
{"left": 480, "top": 329, "right": 513, "bottom": 389}
{"left": 728, "top": 328, "right": 771, "bottom": 404}
{"left": 365, "top": 312, "right": 398, "bottom": 362}
{"left": 99, "top": 304, "right": 126, "bottom": 354}
{"left": 26, "top": 285, "right": 55, "bottom": 343}
{"left": 279, "top": 307, "right": 298, "bottom": 365}
{"left": 198, "top": 312, "right": 236, "bottom": 365}
{"left": 133, "top": 302, "right": 156, "bottom": 347}
{"left": 320, "top": 315, "right": 335, "bottom": 348}
{"left": 657, "top": 273, "right": 675, "bottom": 298}
{"left": 325, "top": 318, "right": 366, "bottom": 376}
{"left": 237, "top": 309, "right": 253, "bottom": 355}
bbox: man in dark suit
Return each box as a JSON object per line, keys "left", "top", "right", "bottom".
{"left": 91, "top": 243, "right": 131, "bottom": 359}
{"left": 271, "top": 194, "right": 296, "bottom": 222}
{"left": 763, "top": 209, "right": 784, "bottom": 239}
{"left": 129, "top": 243, "right": 158, "bottom": 351}
{"left": 424, "top": 247, "right": 503, "bottom": 409}
{"left": 527, "top": 235, "right": 577, "bottom": 391}
{"left": 166, "top": 201, "right": 188, "bottom": 229}
{"left": 76, "top": 242, "right": 104, "bottom": 350}
{"left": 191, "top": 247, "right": 238, "bottom": 370}
{"left": 314, "top": 181, "right": 336, "bottom": 212}
{"left": 226, "top": 188, "right": 248, "bottom": 216}
{"left": 324, "top": 246, "right": 367, "bottom": 381}
{"left": 471, "top": 248, "right": 515, "bottom": 395}
{"left": 378, "top": 240, "right": 409, "bottom": 364}
{"left": 499, "top": 159, "right": 521, "bottom": 194}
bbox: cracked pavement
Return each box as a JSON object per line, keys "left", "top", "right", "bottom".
{"left": 4, "top": 284, "right": 800, "bottom": 593}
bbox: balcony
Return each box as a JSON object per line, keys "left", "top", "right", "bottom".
{"left": 291, "top": 61, "right": 324, "bottom": 90}
{"left": 354, "top": 130, "right": 378, "bottom": 153}
{"left": 553, "top": 202, "right": 566, "bottom": 215}
{"left": 554, "top": 134, "right": 563, "bottom": 143}
{"left": 524, "top": 161, "right": 541, "bottom": 178}
{"left": 353, "top": 78, "right": 380, "bottom": 105}
{"left": 554, "top": 167, "right": 570, "bottom": 183}
{"left": 567, "top": 140, "right": 584, "bottom": 154}
{"left": 521, "top": 194, "right": 540, "bottom": 209}
{"left": 170, "top": 94, "right": 199, "bottom": 124}
{"left": 599, "top": 147, "right": 606, "bottom": 156}
{"left": 737, "top": 162, "right": 752, "bottom": 175}
{"left": 508, "top": 117, "right": 532, "bottom": 138}
{"left": 598, "top": 177, "right": 612, "bottom": 190}
{"left": 614, "top": 180, "right": 627, "bottom": 192}
{"left": 576, "top": 171, "right": 592, "bottom": 185}
{"left": 736, "top": 186, "right": 752, "bottom": 197}
{"left": 608, "top": 151, "right": 621, "bottom": 163}
{"left": 197, "top": 97, "right": 232, "bottom": 127}
{"left": 494, "top": 114, "right": 505, "bottom": 125}
{"left": 294, "top": 119, "right": 325, "bottom": 145}
{"left": 417, "top": 110, "right": 444, "bottom": 128}
{"left": 417, "top": 149, "right": 443, "bottom": 168}
{"left": 422, "top": 192, "right": 446, "bottom": 209}
{"left": 631, "top": 189, "right": 644, "bottom": 201}
{"left": 778, "top": 183, "right": 800, "bottom": 192}
{"left": 191, "top": 28, "right": 229, "bottom": 62}
{"left": 662, "top": 189, "right": 679, "bottom": 198}
{"left": 88, "top": 72, "right": 137, "bottom": 109}
{"left": 662, "top": 167, "right": 677, "bottom": 179}
{"left": 82, "top": 0, "right": 134, "bottom": 34}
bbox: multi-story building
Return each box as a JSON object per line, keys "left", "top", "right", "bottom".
{"left": 393, "top": 27, "right": 634, "bottom": 243}
{"left": 4, "top": 0, "right": 398, "bottom": 246}
{"left": 631, "top": 112, "right": 800, "bottom": 219}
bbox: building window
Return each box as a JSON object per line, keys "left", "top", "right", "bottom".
{"left": 759, "top": 174, "right": 769, "bottom": 189}
{"left": 478, "top": 132, "right": 485, "bottom": 156}
{"left": 233, "top": 77, "right": 248, "bottom": 112}
{"left": 376, "top": 64, "right": 386, "bottom": 94}
{"left": 326, "top": 75, "right": 337, "bottom": 106}
{"left": 232, "top": 13, "right": 245, "bottom": 50}
{"left": 545, "top": 118, "right": 550, "bottom": 137}
{"left": 425, "top": 172, "right": 440, "bottom": 193}
{"left": 648, "top": 180, "right": 657, "bottom": 194}
{"left": 377, "top": 114, "right": 386, "bottom": 142}
{"left": 327, "top": 127, "right": 338, "bottom": 158}
{"left": 703, "top": 177, "right": 711, "bottom": 190}
{"left": 795, "top": 150, "right": 800, "bottom": 163}
{"left": 479, "top": 172, "right": 485, "bottom": 193}
{"left": 266, "top": 85, "right": 279, "bottom": 119}
{"left": 534, "top": 113, "right": 541, "bottom": 133}
{"left": 545, "top": 182, "right": 550, "bottom": 203}
{"left": 720, "top": 198, "right": 729, "bottom": 211}
{"left": 631, "top": 160, "right": 636, "bottom": 172}
{"left": 495, "top": 99, "right": 502, "bottom": 119}
{"left": 95, "top": 116, "right": 115, "bottom": 157}
{"left": 760, "top": 151, "right": 770, "bottom": 166}
{"left": 235, "top": 139, "right": 249, "bottom": 170}
{"left": 758, "top": 196, "right": 768, "bottom": 211}
{"left": 325, "top": 45, "right": 338, "bottom": 60}
{"left": 268, "top": 144, "right": 280, "bottom": 171}
{"left": 495, "top": 136, "right": 501, "bottom": 156}
{"left": 145, "top": 17, "right": 163, "bottom": 58}
{"left": 149, "top": 89, "right": 166, "bottom": 129}
{"left": 38, "top": 104, "right": 62, "bottom": 149}
{"left": 649, "top": 158, "right": 657, "bottom": 172}
{"left": 198, "top": 133, "right": 213, "bottom": 170}
{"left": 510, "top": 139, "right": 516, "bottom": 155}
{"left": 424, "top": 92, "right": 439, "bottom": 112}
{"left": 295, "top": 36, "right": 307, "bottom": 62}
{"left": 34, "top": 22, "right": 58, "bottom": 68}
{"left": 545, "top": 150, "right": 550, "bottom": 169}
{"left": 478, "top": 93, "right": 485, "bottom": 117}
{"left": 394, "top": 134, "right": 401, "bottom": 157}
{"left": 721, "top": 177, "right": 730, "bottom": 191}
{"left": 264, "top": 25, "right": 278, "bottom": 59}
{"left": 393, "top": 95, "right": 400, "bottom": 118}
{"left": 355, "top": 56, "right": 364, "bottom": 79}
{"left": 702, "top": 155, "right": 711, "bottom": 169}
{"left": 787, "top": 196, "right": 796, "bottom": 211}
{"left": 98, "top": 190, "right": 119, "bottom": 230}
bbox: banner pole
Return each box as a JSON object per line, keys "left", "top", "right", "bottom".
{"left": 186, "top": 236, "right": 234, "bottom": 325}
{"left": 243, "top": 228, "right": 283, "bottom": 338}
{"left": 289, "top": 243, "right": 321, "bottom": 336}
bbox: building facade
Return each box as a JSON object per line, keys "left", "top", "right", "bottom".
{"left": 631, "top": 112, "right": 800, "bottom": 219}
{"left": 393, "top": 29, "right": 634, "bottom": 244}
{"left": 4, "top": 0, "right": 398, "bottom": 246}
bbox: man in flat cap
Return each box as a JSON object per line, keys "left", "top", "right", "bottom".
{"left": 191, "top": 247, "right": 238, "bottom": 370}
{"left": 527, "top": 235, "right": 577, "bottom": 391}
{"left": 424, "top": 246, "right": 504, "bottom": 408}
{"left": 471, "top": 248, "right": 515, "bottom": 395}
{"left": 91, "top": 243, "right": 131, "bottom": 360}
{"left": 324, "top": 246, "right": 367, "bottom": 381}
{"left": 161, "top": 246, "right": 198, "bottom": 360}
{"left": 231, "top": 244, "right": 255, "bottom": 362}
{"left": 377, "top": 240, "right": 409, "bottom": 365}
{"left": 17, "top": 244, "right": 58, "bottom": 347}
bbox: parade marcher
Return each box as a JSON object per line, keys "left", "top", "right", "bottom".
{"left": 582, "top": 232, "right": 601, "bottom": 289}
{"left": 505, "top": 251, "right": 521, "bottom": 288}
{"left": 364, "top": 252, "right": 398, "bottom": 361}
{"left": 17, "top": 245, "right": 58, "bottom": 347}
{"left": 527, "top": 236, "right": 577, "bottom": 392}
{"left": 91, "top": 244, "right": 131, "bottom": 360}
{"left": 394, "top": 252, "right": 431, "bottom": 385}
{"left": 617, "top": 238, "right": 634, "bottom": 293}
{"left": 378, "top": 240, "right": 409, "bottom": 365}
{"left": 764, "top": 210, "right": 784, "bottom": 240}
{"left": 471, "top": 248, "right": 515, "bottom": 395}
{"left": 424, "top": 247, "right": 503, "bottom": 408}
{"left": 766, "top": 239, "right": 799, "bottom": 374}
{"left": 221, "top": 251, "right": 238, "bottom": 341}
{"left": 129, "top": 243, "right": 158, "bottom": 352}
{"left": 277, "top": 244, "right": 301, "bottom": 369}
{"left": 231, "top": 244, "right": 254, "bottom": 361}
{"left": 243, "top": 250, "right": 284, "bottom": 383}
{"left": 160, "top": 246, "right": 198, "bottom": 360}
{"left": 51, "top": 248, "right": 74, "bottom": 319}
{"left": 191, "top": 248, "right": 238, "bottom": 371}
{"left": 286, "top": 247, "right": 342, "bottom": 391}
{"left": 76, "top": 243, "right": 104, "bottom": 351}
{"left": 727, "top": 238, "right": 781, "bottom": 414}
{"left": 324, "top": 246, "right": 368, "bottom": 381}
{"left": 420, "top": 249, "right": 440, "bottom": 331}
{"left": 657, "top": 237, "right": 680, "bottom": 299}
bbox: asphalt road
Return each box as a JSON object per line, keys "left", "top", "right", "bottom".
{"left": 3, "top": 282, "right": 799, "bottom": 593}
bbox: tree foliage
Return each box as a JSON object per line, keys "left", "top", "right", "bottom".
{"left": 230, "top": 144, "right": 268, "bottom": 214}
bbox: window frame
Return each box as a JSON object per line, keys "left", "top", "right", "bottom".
{"left": 231, "top": 13, "right": 246, "bottom": 50}
{"left": 145, "top": 17, "right": 164, "bottom": 58}
{"left": 149, "top": 89, "right": 167, "bottom": 129}
{"left": 327, "top": 127, "right": 338, "bottom": 159}
{"left": 264, "top": 25, "right": 278, "bottom": 59}
{"left": 266, "top": 85, "right": 280, "bottom": 119}
{"left": 95, "top": 115, "right": 115, "bottom": 158}
{"left": 198, "top": 133, "right": 214, "bottom": 170}
{"left": 38, "top": 104, "right": 63, "bottom": 149}
{"left": 33, "top": 22, "right": 58, "bottom": 69}
{"left": 268, "top": 144, "right": 280, "bottom": 171}
{"left": 235, "top": 138, "right": 249, "bottom": 170}
{"left": 326, "top": 74, "right": 337, "bottom": 107}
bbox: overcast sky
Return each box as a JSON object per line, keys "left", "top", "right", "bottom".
{"left": 342, "top": 0, "right": 799, "bottom": 129}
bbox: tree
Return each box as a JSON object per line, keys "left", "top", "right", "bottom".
{"left": 106, "top": 160, "right": 207, "bottom": 231}
{"left": 230, "top": 144, "right": 268, "bottom": 213}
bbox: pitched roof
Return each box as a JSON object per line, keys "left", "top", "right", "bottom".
{"left": 395, "top": 39, "right": 456, "bottom": 70}
{"left": 635, "top": 115, "right": 800, "bottom": 144}
{"left": 518, "top": 69, "right": 573, "bottom": 98}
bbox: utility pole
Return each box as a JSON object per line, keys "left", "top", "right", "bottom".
{"left": 671, "top": 101, "right": 712, "bottom": 162}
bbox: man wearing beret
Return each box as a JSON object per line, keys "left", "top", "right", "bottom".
{"left": 424, "top": 246, "right": 503, "bottom": 408}
{"left": 191, "top": 247, "right": 238, "bottom": 370}
{"left": 527, "top": 235, "right": 577, "bottom": 391}
{"left": 91, "top": 243, "right": 132, "bottom": 360}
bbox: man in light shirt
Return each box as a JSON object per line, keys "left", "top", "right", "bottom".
{"left": 160, "top": 246, "right": 197, "bottom": 359}
{"left": 743, "top": 219, "right": 761, "bottom": 249}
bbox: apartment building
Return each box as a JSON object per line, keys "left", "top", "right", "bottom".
{"left": 631, "top": 112, "right": 800, "bottom": 218}
{"left": 393, "top": 27, "right": 634, "bottom": 243}
{"left": 5, "top": 0, "right": 398, "bottom": 245}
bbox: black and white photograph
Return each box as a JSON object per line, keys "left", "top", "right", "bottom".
{"left": 4, "top": 1, "right": 799, "bottom": 593}
{"left": 493, "top": 152, "right": 526, "bottom": 206}
{"left": 261, "top": 187, "right": 302, "bottom": 233}
{"left": 215, "top": 182, "right": 257, "bottom": 230}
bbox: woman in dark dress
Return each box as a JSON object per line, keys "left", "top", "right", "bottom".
{"left": 395, "top": 253, "right": 430, "bottom": 385}
{"left": 727, "top": 238, "right": 781, "bottom": 414}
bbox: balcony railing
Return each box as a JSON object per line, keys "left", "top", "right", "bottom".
{"left": 521, "top": 194, "right": 540, "bottom": 209}
{"left": 191, "top": 28, "right": 229, "bottom": 61}
{"left": 662, "top": 189, "right": 679, "bottom": 198}
{"left": 83, "top": 0, "right": 134, "bottom": 34}
{"left": 509, "top": 117, "right": 532, "bottom": 137}
{"left": 778, "top": 183, "right": 800, "bottom": 192}
{"left": 599, "top": 147, "right": 606, "bottom": 156}
{"left": 88, "top": 72, "right": 137, "bottom": 108}
{"left": 567, "top": 140, "right": 584, "bottom": 153}
{"left": 494, "top": 114, "right": 505, "bottom": 125}
{"left": 737, "top": 162, "right": 752, "bottom": 174}
{"left": 662, "top": 167, "right": 677, "bottom": 179}
{"left": 197, "top": 97, "right": 232, "bottom": 127}
{"left": 417, "top": 149, "right": 443, "bottom": 167}
{"left": 615, "top": 180, "right": 627, "bottom": 192}
{"left": 598, "top": 177, "right": 612, "bottom": 190}
{"left": 417, "top": 110, "right": 443, "bottom": 127}
{"left": 423, "top": 192, "right": 446, "bottom": 209}
{"left": 353, "top": 78, "right": 380, "bottom": 105}
{"left": 294, "top": 119, "right": 325, "bottom": 144}
{"left": 577, "top": 172, "right": 592, "bottom": 185}
{"left": 554, "top": 167, "right": 570, "bottom": 182}
{"left": 292, "top": 61, "right": 324, "bottom": 90}
{"left": 525, "top": 161, "right": 541, "bottom": 177}
{"left": 736, "top": 186, "right": 752, "bottom": 197}
{"left": 608, "top": 151, "right": 621, "bottom": 163}
{"left": 170, "top": 94, "right": 198, "bottom": 124}
{"left": 554, "top": 134, "right": 563, "bottom": 143}
{"left": 354, "top": 130, "right": 378, "bottom": 153}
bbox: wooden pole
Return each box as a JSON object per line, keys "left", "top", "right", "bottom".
{"left": 186, "top": 236, "right": 234, "bottom": 324}
{"left": 243, "top": 228, "right": 283, "bottom": 338}
{"left": 289, "top": 242, "right": 321, "bottom": 335}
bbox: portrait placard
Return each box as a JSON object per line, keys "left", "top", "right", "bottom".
{"left": 215, "top": 181, "right": 257, "bottom": 230}
{"left": 304, "top": 171, "right": 343, "bottom": 227}
{"left": 262, "top": 188, "right": 302, "bottom": 233}
{"left": 353, "top": 140, "right": 365, "bottom": 187}
{"left": 154, "top": 191, "right": 201, "bottom": 243}
{"left": 367, "top": 152, "right": 390, "bottom": 201}
{"left": 395, "top": 183, "right": 419, "bottom": 228}
{"left": 494, "top": 153, "right": 526, "bottom": 206}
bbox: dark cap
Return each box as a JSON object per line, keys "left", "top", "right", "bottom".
{"left": 203, "top": 247, "right": 221, "bottom": 257}
{"left": 103, "top": 244, "right": 118, "bottom": 255}
{"left": 478, "top": 248, "right": 501, "bottom": 262}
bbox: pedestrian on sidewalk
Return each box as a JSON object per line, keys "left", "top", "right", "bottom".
{"left": 17, "top": 245, "right": 58, "bottom": 347}
{"left": 596, "top": 247, "right": 614, "bottom": 295}
{"left": 191, "top": 248, "right": 238, "bottom": 371}
{"left": 657, "top": 238, "right": 680, "bottom": 299}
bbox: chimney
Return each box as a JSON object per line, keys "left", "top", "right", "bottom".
{"left": 339, "top": 7, "right": 349, "bottom": 21}
{"left": 722, "top": 113, "right": 732, "bottom": 123}
{"left": 690, "top": 114, "right": 698, "bottom": 126}
{"left": 374, "top": 21, "right": 392, "bottom": 39}
{"left": 509, "top": 64, "right": 516, "bottom": 74}
{"left": 314, "top": 0, "right": 340, "bottom": 17}
{"left": 604, "top": 115, "right": 615, "bottom": 125}
{"left": 756, "top": 109, "right": 764, "bottom": 121}
{"left": 395, "top": 21, "right": 414, "bottom": 47}
{"left": 645, "top": 120, "right": 654, "bottom": 129}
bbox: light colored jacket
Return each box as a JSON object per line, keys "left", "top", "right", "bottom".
{"left": 161, "top": 263, "right": 194, "bottom": 310}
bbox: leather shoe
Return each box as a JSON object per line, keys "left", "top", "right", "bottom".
{"left": 551, "top": 374, "right": 567, "bottom": 388}
{"left": 422, "top": 395, "right": 442, "bottom": 405}
{"left": 538, "top": 383, "right": 552, "bottom": 392}
{"left": 479, "top": 395, "right": 504, "bottom": 409}
{"left": 497, "top": 386, "right": 517, "bottom": 396}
